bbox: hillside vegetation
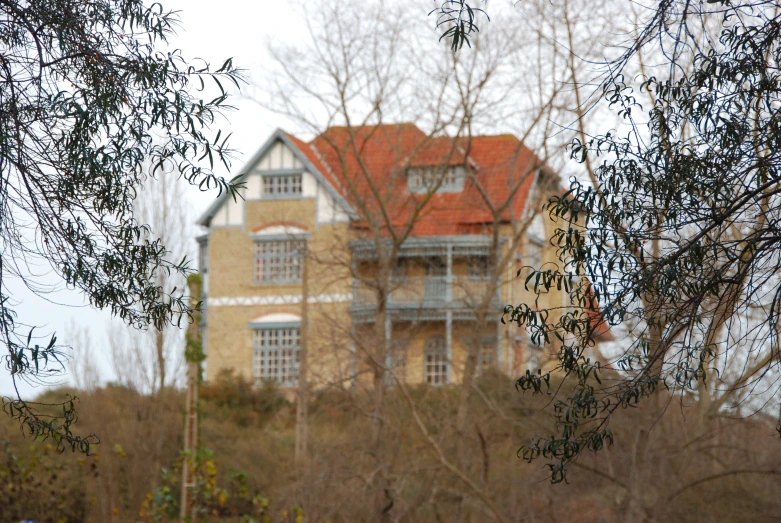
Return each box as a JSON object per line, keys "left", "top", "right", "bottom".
{"left": 2, "top": 371, "right": 780, "bottom": 522}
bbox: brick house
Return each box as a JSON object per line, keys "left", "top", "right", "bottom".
{"left": 196, "top": 123, "right": 610, "bottom": 389}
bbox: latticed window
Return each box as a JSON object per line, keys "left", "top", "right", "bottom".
{"left": 408, "top": 166, "right": 465, "bottom": 192}
{"left": 424, "top": 336, "right": 448, "bottom": 385}
{"left": 263, "top": 174, "right": 302, "bottom": 197}
{"left": 254, "top": 240, "right": 305, "bottom": 283}
{"left": 252, "top": 327, "right": 300, "bottom": 385}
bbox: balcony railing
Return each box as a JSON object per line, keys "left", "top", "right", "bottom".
{"left": 352, "top": 276, "right": 500, "bottom": 308}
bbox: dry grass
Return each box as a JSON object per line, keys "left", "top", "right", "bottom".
{"left": 1, "top": 371, "right": 780, "bottom": 522}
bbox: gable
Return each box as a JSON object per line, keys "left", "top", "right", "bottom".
{"left": 253, "top": 141, "right": 303, "bottom": 171}
{"left": 196, "top": 130, "right": 353, "bottom": 228}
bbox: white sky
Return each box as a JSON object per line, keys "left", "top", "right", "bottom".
{"left": 0, "top": 0, "right": 309, "bottom": 397}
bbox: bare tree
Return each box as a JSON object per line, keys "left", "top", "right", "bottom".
{"left": 251, "top": 1, "right": 621, "bottom": 520}
{"left": 65, "top": 319, "right": 100, "bottom": 392}
{"left": 108, "top": 156, "right": 193, "bottom": 394}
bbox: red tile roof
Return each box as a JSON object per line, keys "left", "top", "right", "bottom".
{"left": 287, "top": 123, "right": 545, "bottom": 238}
{"left": 285, "top": 123, "right": 611, "bottom": 340}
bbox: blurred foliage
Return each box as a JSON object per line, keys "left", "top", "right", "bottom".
{"left": 1, "top": 372, "right": 780, "bottom": 521}
{"left": 0, "top": 440, "right": 93, "bottom": 522}
{"left": 505, "top": 0, "right": 781, "bottom": 482}
{"left": 200, "top": 370, "right": 292, "bottom": 428}
{"left": 139, "top": 447, "right": 296, "bottom": 523}
{"left": 429, "top": 0, "right": 489, "bottom": 50}
{"left": 0, "top": 0, "right": 244, "bottom": 450}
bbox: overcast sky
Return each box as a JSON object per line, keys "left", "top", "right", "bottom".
{"left": 0, "top": 0, "right": 316, "bottom": 397}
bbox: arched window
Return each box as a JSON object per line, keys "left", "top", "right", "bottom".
{"left": 424, "top": 336, "right": 448, "bottom": 385}
{"left": 249, "top": 313, "right": 301, "bottom": 386}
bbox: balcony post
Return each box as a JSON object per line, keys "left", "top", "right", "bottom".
{"left": 446, "top": 244, "right": 453, "bottom": 302}
{"left": 446, "top": 310, "right": 452, "bottom": 383}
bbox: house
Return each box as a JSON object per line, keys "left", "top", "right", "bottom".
{"left": 196, "top": 123, "right": 610, "bottom": 389}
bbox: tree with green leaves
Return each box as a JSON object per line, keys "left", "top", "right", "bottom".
{"left": 497, "top": 0, "right": 781, "bottom": 486}
{"left": 0, "top": 0, "right": 243, "bottom": 451}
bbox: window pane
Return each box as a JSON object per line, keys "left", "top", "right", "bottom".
{"left": 263, "top": 174, "right": 302, "bottom": 197}
{"left": 254, "top": 240, "right": 305, "bottom": 283}
{"left": 423, "top": 336, "right": 448, "bottom": 385}
{"left": 253, "top": 327, "right": 301, "bottom": 385}
{"left": 408, "top": 167, "right": 463, "bottom": 191}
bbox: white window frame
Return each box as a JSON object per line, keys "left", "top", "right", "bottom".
{"left": 253, "top": 238, "right": 306, "bottom": 284}
{"left": 408, "top": 166, "right": 466, "bottom": 193}
{"left": 251, "top": 324, "right": 300, "bottom": 386}
{"left": 262, "top": 173, "right": 303, "bottom": 198}
{"left": 424, "top": 335, "right": 449, "bottom": 385}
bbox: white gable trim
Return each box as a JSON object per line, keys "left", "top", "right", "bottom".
{"left": 196, "top": 129, "right": 356, "bottom": 227}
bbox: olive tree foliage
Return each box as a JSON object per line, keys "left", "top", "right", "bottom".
{"left": 0, "top": 0, "right": 244, "bottom": 452}
{"left": 501, "top": 0, "right": 781, "bottom": 482}
{"left": 430, "top": 0, "right": 489, "bottom": 50}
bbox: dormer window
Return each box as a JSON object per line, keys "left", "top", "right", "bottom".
{"left": 407, "top": 166, "right": 466, "bottom": 193}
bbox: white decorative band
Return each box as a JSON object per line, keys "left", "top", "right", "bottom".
{"left": 207, "top": 293, "right": 352, "bottom": 307}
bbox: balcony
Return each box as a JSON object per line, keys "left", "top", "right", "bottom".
{"left": 351, "top": 275, "right": 502, "bottom": 323}
{"left": 349, "top": 236, "right": 507, "bottom": 323}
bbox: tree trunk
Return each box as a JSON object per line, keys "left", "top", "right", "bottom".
{"left": 180, "top": 274, "right": 202, "bottom": 522}
{"left": 295, "top": 246, "right": 310, "bottom": 471}
{"left": 372, "top": 289, "right": 392, "bottom": 522}
{"left": 156, "top": 328, "right": 166, "bottom": 393}
{"left": 155, "top": 270, "right": 167, "bottom": 393}
{"left": 455, "top": 316, "right": 484, "bottom": 469}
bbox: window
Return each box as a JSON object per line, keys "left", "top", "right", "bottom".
{"left": 263, "top": 174, "right": 302, "bottom": 197}
{"left": 526, "top": 214, "right": 545, "bottom": 268}
{"left": 254, "top": 240, "right": 305, "bottom": 283}
{"left": 424, "top": 336, "right": 448, "bottom": 385}
{"left": 252, "top": 327, "right": 300, "bottom": 385}
{"left": 468, "top": 256, "right": 490, "bottom": 277}
{"left": 425, "top": 256, "right": 447, "bottom": 276}
{"left": 479, "top": 343, "right": 495, "bottom": 373}
{"left": 391, "top": 258, "right": 408, "bottom": 279}
{"left": 408, "top": 166, "right": 465, "bottom": 193}
{"left": 526, "top": 238, "right": 544, "bottom": 268}
{"left": 197, "top": 237, "right": 208, "bottom": 273}
{"left": 526, "top": 333, "right": 544, "bottom": 371}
